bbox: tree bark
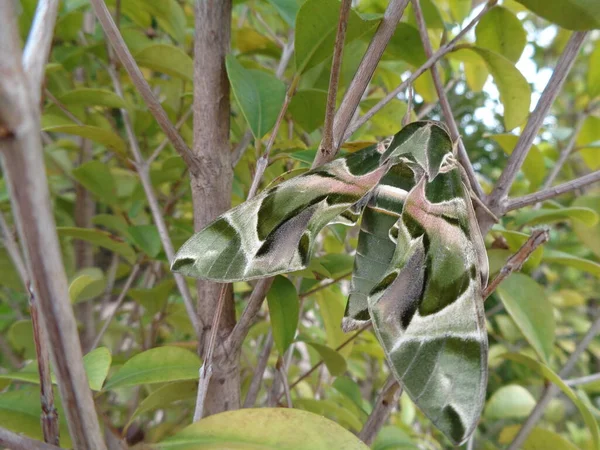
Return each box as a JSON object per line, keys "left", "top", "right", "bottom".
{"left": 193, "top": 0, "right": 238, "bottom": 415}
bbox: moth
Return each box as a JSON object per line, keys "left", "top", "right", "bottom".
{"left": 172, "top": 121, "right": 488, "bottom": 445}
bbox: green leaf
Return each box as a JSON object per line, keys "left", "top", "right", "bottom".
{"left": 128, "top": 279, "right": 176, "bottom": 315}
{"left": 502, "top": 353, "right": 600, "bottom": 449}
{"left": 128, "top": 380, "right": 197, "bottom": 427}
{"left": 104, "top": 346, "right": 201, "bottom": 390}
{"left": 57, "top": 88, "right": 127, "bottom": 109}
{"left": 41, "top": 115, "right": 128, "bottom": 156}
{"left": 484, "top": 385, "right": 536, "bottom": 419}
{"left": 294, "top": 398, "right": 363, "bottom": 431}
{"left": 57, "top": 227, "right": 137, "bottom": 264}
{"left": 449, "top": 0, "right": 471, "bottom": 22}
{"left": 490, "top": 134, "right": 545, "bottom": 189}
{"left": 128, "top": 225, "right": 162, "bottom": 258}
{"left": 69, "top": 267, "right": 106, "bottom": 304}
{"left": 83, "top": 347, "right": 112, "bottom": 391}
{"left": 6, "top": 320, "right": 35, "bottom": 359}
{"left": 453, "top": 47, "right": 531, "bottom": 130}
{"left": 72, "top": 160, "right": 118, "bottom": 205}
{"left": 496, "top": 273, "right": 555, "bottom": 362}
{"left": 373, "top": 426, "right": 419, "bottom": 450}
{"left": 499, "top": 425, "right": 580, "bottom": 450}
{"left": 134, "top": 44, "right": 193, "bottom": 82}
{"left": 572, "top": 195, "right": 600, "bottom": 258}
{"left": 576, "top": 116, "right": 600, "bottom": 170}
{"left": 315, "top": 285, "right": 351, "bottom": 356}
{"left": 141, "top": 0, "right": 187, "bottom": 43}
{"left": 515, "top": 0, "right": 600, "bottom": 30}
{"left": 360, "top": 98, "right": 411, "bottom": 136}
{"left": 543, "top": 249, "right": 600, "bottom": 277}
{"left": 0, "top": 248, "right": 23, "bottom": 290}
{"left": 267, "top": 276, "right": 299, "bottom": 355}
{"left": 513, "top": 206, "right": 599, "bottom": 227}
{"left": 288, "top": 89, "right": 328, "bottom": 132}
{"left": 226, "top": 55, "right": 286, "bottom": 139}
{"left": 406, "top": 0, "right": 444, "bottom": 30}
{"left": 295, "top": 0, "right": 376, "bottom": 73}
{"left": 386, "top": 24, "right": 426, "bottom": 67}
{"left": 475, "top": 6, "right": 527, "bottom": 63}
{"left": 157, "top": 408, "right": 369, "bottom": 449}
{"left": 267, "top": 0, "right": 301, "bottom": 26}
{"left": 305, "top": 342, "right": 347, "bottom": 376}
{"left": 588, "top": 44, "right": 600, "bottom": 98}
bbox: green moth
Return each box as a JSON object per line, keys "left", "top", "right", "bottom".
{"left": 172, "top": 121, "right": 488, "bottom": 445}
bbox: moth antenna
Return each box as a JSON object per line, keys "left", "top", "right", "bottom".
{"left": 470, "top": 192, "right": 499, "bottom": 223}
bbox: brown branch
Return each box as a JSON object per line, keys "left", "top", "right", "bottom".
{"left": 146, "top": 106, "right": 193, "bottom": 165}
{"left": 88, "top": 0, "right": 198, "bottom": 172}
{"left": 332, "top": 0, "right": 410, "bottom": 151}
{"left": 506, "top": 170, "right": 600, "bottom": 212}
{"left": 22, "top": 0, "right": 60, "bottom": 107}
{"left": 346, "top": 1, "right": 495, "bottom": 141}
{"left": 314, "top": 0, "right": 353, "bottom": 167}
{"left": 358, "top": 375, "right": 402, "bottom": 446}
{"left": 484, "top": 31, "right": 588, "bottom": 231}
{"left": 0, "top": 211, "right": 28, "bottom": 285}
{"left": 299, "top": 272, "right": 352, "bottom": 298}
{"left": 44, "top": 89, "right": 84, "bottom": 125}
{"left": 243, "top": 331, "right": 274, "bottom": 408}
{"left": 0, "top": 426, "right": 63, "bottom": 450}
{"left": 29, "top": 284, "right": 60, "bottom": 446}
{"left": 507, "top": 313, "right": 600, "bottom": 450}
{"left": 483, "top": 228, "right": 550, "bottom": 300}
{"left": 0, "top": 4, "right": 106, "bottom": 448}
{"left": 411, "top": 0, "right": 483, "bottom": 199}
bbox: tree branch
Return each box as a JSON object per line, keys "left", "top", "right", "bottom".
{"left": 345, "top": 1, "right": 495, "bottom": 141}
{"left": 88, "top": 0, "right": 198, "bottom": 172}
{"left": 484, "top": 31, "right": 588, "bottom": 230}
{"left": 505, "top": 170, "right": 600, "bottom": 211}
{"left": 228, "top": 278, "right": 274, "bottom": 350}
{"left": 411, "top": 0, "right": 483, "bottom": 199}
{"left": 243, "top": 332, "right": 274, "bottom": 408}
{"left": 332, "top": 0, "right": 410, "bottom": 151}
{"left": 0, "top": 426, "right": 63, "bottom": 450}
{"left": 22, "top": 0, "right": 60, "bottom": 107}
{"left": 0, "top": 4, "right": 106, "bottom": 448}
{"left": 358, "top": 375, "right": 402, "bottom": 446}
{"left": 314, "top": 0, "right": 352, "bottom": 167}
{"left": 507, "top": 312, "right": 600, "bottom": 450}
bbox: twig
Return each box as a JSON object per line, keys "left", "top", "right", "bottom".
{"left": 88, "top": 0, "right": 198, "bottom": 172}
{"left": 411, "top": 0, "right": 482, "bottom": 199}
{"left": 193, "top": 284, "right": 228, "bottom": 421}
{"left": 314, "top": 0, "right": 353, "bottom": 167}
{"left": 106, "top": 57, "right": 202, "bottom": 341}
{"left": 299, "top": 272, "right": 352, "bottom": 298}
{"left": 29, "top": 283, "right": 60, "bottom": 446}
{"left": 505, "top": 170, "right": 600, "bottom": 211}
{"left": 0, "top": 333, "right": 21, "bottom": 369}
{"left": 332, "top": 0, "right": 410, "bottom": 151}
{"left": 0, "top": 4, "right": 107, "bottom": 447}
{"left": 483, "top": 228, "right": 550, "bottom": 300}
{"left": 89, "top": 264, "right": 141, "bottom": 351}
{"left": 0, "top": 426, "right": 63, "bottom": 450}
{"left": 507, "top": 313, "right": 600, "bottom": 450}
{"left": 228, "top": 278, "right": 275, "bottom": 349}
{"left": 146, "top": 106, "right": 193, "bottom": 165}
{"left": 276, "top": 39, "right": 294, "bottom": 79}
{"left": 44, "top": 89, "right": 85, "bottom": 125}
{"left": 243, "top": 331, "right": 274, "bottom": 408}
{"left": 0, "top": 211, "right": 28, "bottom": 285}
{"left": 358, "top": 375, "right": 402, "bottom": 446}
{"left": 232, "top": 130, "right": 253, "bottom": 167}
{"left": 345, "top": 1, "right": 495, "bottom": 141}
{"left": 565, "top": 372, "right": 600, "bottom": 387}
{"left": 485, "top": 31, "right": 588, "bottom": 227}
{"left": 252, "top": 11, "right": 285, "bottom": 48}
{"left": 278, "top": 358, "right": 293, "bottom": 408}
{"left": 22, "top": 0, "right": 60, "bottom": 107}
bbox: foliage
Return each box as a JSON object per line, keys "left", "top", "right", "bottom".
{"left": 1, "top": 0, "right": 599, "bottom": 449}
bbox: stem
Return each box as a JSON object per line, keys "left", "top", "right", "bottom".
{"left": 243, "top": 332, "right": 274, "bottom": 408}
{"left": 0, "top": 426, "right": 63, "bottom": 450}
{"left": 358, "top": 375, "right": 401, "bottom": 446}
{"left": 411, "top": 0, "right": 482, "bottom": 199}
{"left": 332, "top": 0, "right": 410, "bottom": 150}
{"left": 88, "top": 0, "right": 198, "bottom": 171}
{"left": 315, "top": 0, "right": 352, "bottom": 167}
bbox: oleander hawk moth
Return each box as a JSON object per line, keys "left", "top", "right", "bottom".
{"left": 171, "top": 121, "right": 488, "bottom": 445}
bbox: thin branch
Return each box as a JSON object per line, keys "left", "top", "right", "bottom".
{"left": 89, "top": 264, "right": 141, "bottom": 351}
{"left": 411, "top": 0, "right": 482, "bottom": 199}
{"left": 358, "top": 375, "right": 402, "bottom": 446}
{"left": 346, "top": 1, "right": 495, "bottom": 141}
{"left": 106, "top": 59, "right": 202, "bottom": 340}
{"left": 332, "top": 0, "right": 410, "bottom": 151}
{"left": 194, "top": 284, "right": 228, "bottom": 421}
{"left": 88, "top": 0, "right": 198, "bottom": 172}
{"left": 243, "top": 331, "right": 274, "bottom": 408}
{"left": 314, "top": 0, "right": 353, "bottom": 167}
{"left": 278, "top": 358, "right": 293, "bottom": 408}
{"left": 486, "top": 32, "right": 588, "bottom": 221}
{"left": 22, "top": 0, "right": 60, "bottom": 107}
{"left": 44, "top": 89, "right": 84, "bottom": 125}
{"left": 483, "top": 228, "right": 550, "bottom": 300}
{"left": 0, "top": 211, "right": 28, "bottom": 285}
{"left": 146, "top": 106, "right": 193, "bottom": 165}
{"left": 276, "top": 38, "right": 294, "bottom": 79}
{"left": 0, "top": 426, "right": 63, "bottom": 450}
{"left": 232, "top": 130, "right": 254, "bottom": 167}
{"left": 565, "top": 372, "right": 600, "bottom": 387}
{"left": 29, "top": 283, "right": 60, "bottom": 446}
{"left": 506, "top": 170, "right": 600, "bottom": 211}
{"left": 253, "top": 11, "right": 285, "bottom": 48}
{"left": 507, "top": 313, "right": 600, "bottom": 450}
{"left": 299, "top": 272, "right": 352, "bottom": 298}
{"left": 228, "top": 278, "right": 275, "bottom": 349}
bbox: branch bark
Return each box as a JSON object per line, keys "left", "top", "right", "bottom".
{"left": 0, "top": 426, "right": 63, "bottom": 450}
{"left": 358, "top": 375, "right": 401, "bottom": 446}
{"left": 0, "top": 4, "right": 106, "bottom": 448}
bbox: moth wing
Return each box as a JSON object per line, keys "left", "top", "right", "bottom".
{"left": 172, "top": 145, "right": 387, "bottom": 282}
{"left": 368, "top": 174, "right": 488, "bottom": 445}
